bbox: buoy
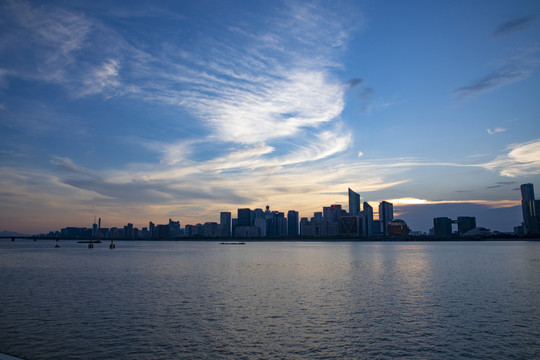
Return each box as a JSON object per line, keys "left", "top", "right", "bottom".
{"left": 88, "top": 243, "right": 94, "bottom": 249}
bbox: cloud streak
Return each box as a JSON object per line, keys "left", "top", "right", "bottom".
{"left": 480, "top": 139, "right": 540, "bottom": 177}
{"left": 493, "top": 17, "right": 535, "bottom": 37}
{"left": 454, "top": 68, "right": 531, "bottom": 99}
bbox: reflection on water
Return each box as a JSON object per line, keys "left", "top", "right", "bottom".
{"left": 1, "top": 240, "right": 539, "bottom": 359}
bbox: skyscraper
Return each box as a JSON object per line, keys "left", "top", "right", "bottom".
{"left": 521, "top": 183, "right": 539, "bottom": 234}
{"left": 457, "top": 216, "right": 476, "bottom": 235}
{"left": 379, "top": 201, "right": 394, "bottom": 236}
{"left": 434, "top": 217, "right": 452, "bottom": 236}
{"left": 363, "top": 201, "right": 373, "bottom": 236}
{"left": 237, "top": 208, "right": 251, "bottom": 227}
{"left": 287, "top": 210, "right": 299, "bottom": 237}
{"left": 348, "top": 188, "right": 360, "bottom": 216}
{"left": 220, "top": 212, "right": 231, "bottom": 237}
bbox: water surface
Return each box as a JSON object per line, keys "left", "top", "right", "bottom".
{"left": 1, "top": 240, "right": 539, "bottom": 359}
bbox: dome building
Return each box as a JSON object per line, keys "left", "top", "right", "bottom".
{"left": 387, "top": 219, "right": 409, "bottom": 236}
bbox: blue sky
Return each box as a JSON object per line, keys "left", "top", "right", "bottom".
{"left": 1, "top": 0, "right": 540, "bottom": 234}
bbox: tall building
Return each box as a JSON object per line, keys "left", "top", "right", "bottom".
{"left": 237, "top": 208, "right": 251, "bottom": 227}
{"left": 521, "top": 183, "right": 539, "bottom": 234}
{"left": 348, "top": 188, "right": 360, "bottom": 216}
{"left": 220, "top": 212, "right": 231, "bottom": 237}
{"left": 457, "top": 216, "right": 476, "bottom": 236}
{"left": 434, "top": 217, "right": 452, "bottom": 236}
{"left": 287, "top": 210, "right": 299, "bottom": 237}
{"left": 379, "top": 201, "right": 394, "bottom": 236}
{"left": 363, "top": 202, "right": 373, "bottom": 236}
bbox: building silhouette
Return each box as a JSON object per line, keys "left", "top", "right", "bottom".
{"left": 434, "top": 217, "right": 452, "bottom": 236}
{"left": 237, "top": 208, "right": 251, "bottom": 227}
{"left": 287, "top": 210, "right": 299, "bottom": 236}
{"left": 521, "top": 183, "right": 539, "bottom": 234}
{"left": 457, "top": 216, "right": 476, "bottom": 236}
{"left": 348, "top": 188, "right": 360, "bottom": 217}
{"left": 363, "top": 202, "right": 374, "bottom": 236}
{"left": 220, "top": 212, "right": 231, "bottom": 237}
{"left": 379, "top": 201, "right": 394, "bottom": 236}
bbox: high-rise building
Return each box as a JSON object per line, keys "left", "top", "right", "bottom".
{"left": 287, "top": 210, "right": 299, "bottom": 237}
{"left": 220, "top": 212, "right": 231, "bottom": 237}
{"left": 457, "top": 216, "right": 476, "bottom": 235}
{"left": 434, "top": 217, "right": 452, "bottom": 236}
{"left": 348, "top": 188, "right": 360, "bottom": 216}
{"left": 237, "top": 208, "right": 251, "bottom": 227}
{"left": 363, "top": 202, "right": 373, "bottom": 236}
{"left": 379, "top": 201, "right": 394, "bottom": 236}
{"left": 521, "top": 183, "right": 539, "bottom": 234}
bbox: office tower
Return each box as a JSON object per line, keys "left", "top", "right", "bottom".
{"left": 237, "top": 208, "right": 251, "bottom": 227}
{"left": 363, "top": 202, "right": 373, "bottom": 236}
{"left": 287, "top": 210, "right": 299, "bottom": 236}
{"left": 348, "top": 188, "right": 360, "bottom": 216}
{"left": 372, "top": 220, "right": 382, "bottom": 235}
{"left": 378, "top": 201, "right": 394, "bottom": 236}
{"left": 168, "top": 218, "right": 181, "bottom": 238}
{"left": 457, "top": 216, "right": 476, "bottom": 235}
{"left": 521, "top": 184, "right": 539, "bottom": 234}
{"left": 149, "top": 221, "right": 155, "bottom": 239}
{"left": 324, "top": 204, "right": 342, "bottom": 223}
{"left": 434, "top": 217, "right": 452, "bottom": 236}
{"left": 220, "top": 212, "right": 231, "bottom": 237}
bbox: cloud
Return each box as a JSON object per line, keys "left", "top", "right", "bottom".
{"left": 387, "top": 197, "right": 520, "bottom": 208}
{"left": 480, "top": 139, "right": 540, "bottom": 177}
{"left": 346, "top": 78, "right": 363, "bottom": 88}
{"left": 79, "top": 58, "right": 121, "bottom": 97}
{"left": 487, "top": 127, "right": 507, "bottom": 135}
{"left": 454, "top": 67, "right": 531, "bottom": 99}
{"left": 493, "top": 17, "right": 535, "bottom": 37}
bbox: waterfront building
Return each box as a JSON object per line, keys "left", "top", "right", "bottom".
{"left": 348, "top": 188, "right": 360, "bottom": 216}
{"left": 379, "top": 201, "right": 394, "bottom": 236}
{"left": 237, "top": 208, "right": 251, "bottom": 227}
{"left": 521, "top": 183, "right": 539, "bottom": 234}
{"left": 434, "top": 217, "right": 452, "bottom": 236}
{"left": 287, "top": 210, "right": 299, "bottom": 236}
{"left": 220, "top": 212, "right": 231, "bottom": 237}
{"left": 156, "top": 224, "right": 169, "bottom": 239}
{"left": 168, "top": 219, "right": 181, "bottom": 238}
{"left": 340, "top": 216, "right": 360, "bottom": 236}
{"left": 363, "top": 202, "right": 374, "bottom": 236}
{"left": 204, "top": 222, "right": 218, "bottom": 237}
{"left": 387, "top": 219, "right": 409, "bottom": 236}
{"left": 149, "top": 221, "right": 155, "bottom": 239}
{"left": 457, "top": 216, "right": 476, "bottom": 236}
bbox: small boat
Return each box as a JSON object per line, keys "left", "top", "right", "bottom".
{"left": 220, "top": 242, "right": 246, "bottom": 245}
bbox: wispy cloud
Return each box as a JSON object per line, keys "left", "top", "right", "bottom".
{"left": 480, "top": 139, "right": 540, "bottom": 177}
{"left": 493, "top": 17, "right": 535, "bottom": 37}
{"left": 386, "top": 197, "right": 520, "bottom": 209}
{"left": 454, "top": 67, "right": 531, "bottom": 99}
{"left": 487, "top": 127, "right": 507, "bottom": 135}
{"left": 346, "top": 78, "right": 363, "bottom": 88}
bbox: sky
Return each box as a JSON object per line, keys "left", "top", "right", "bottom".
{"left": 1, "top": 0, "right": 540, "bottom": 234}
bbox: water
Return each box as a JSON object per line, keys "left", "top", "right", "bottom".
{"left": 1, "top": 240, "right": 539, "bottom": 359}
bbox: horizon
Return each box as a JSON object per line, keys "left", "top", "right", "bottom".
{"left": 1, "top": 1, "right": 540, "bottom": 234}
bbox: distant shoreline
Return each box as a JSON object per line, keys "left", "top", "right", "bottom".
{"left": 2, "top": 235, "right": 539, "bottom": 242}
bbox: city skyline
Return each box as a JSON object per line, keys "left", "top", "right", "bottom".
{"left": 1, "top": 1, "right": 540, "bottom": 234}
{"left": 26, "top": 183, "right": 538, "bottom": 238}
